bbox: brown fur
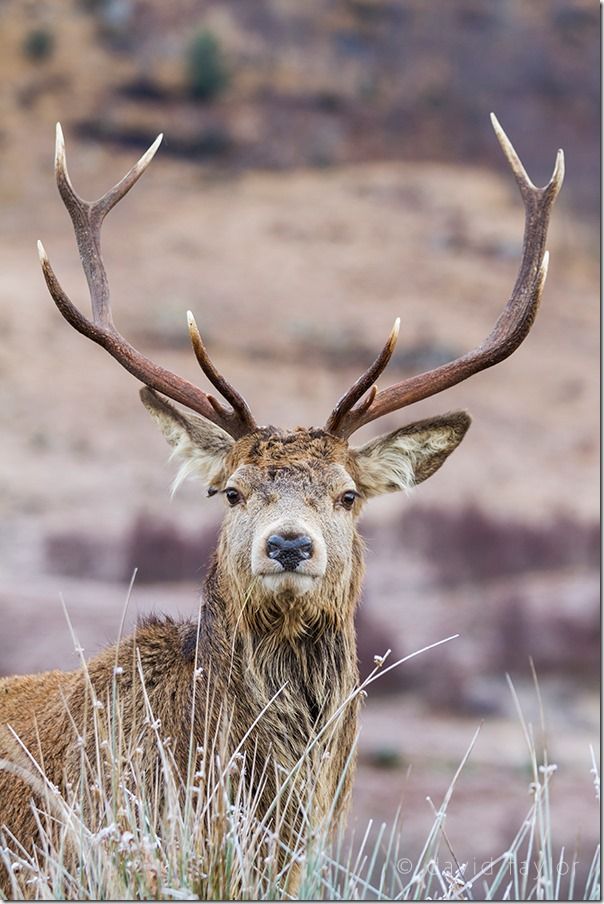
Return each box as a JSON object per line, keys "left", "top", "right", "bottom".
{"left": 0, "top": 405, "right": 470, "bottom": 894}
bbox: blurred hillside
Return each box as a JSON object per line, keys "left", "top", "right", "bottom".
{"left": 0, "top": 0, "right": 599, "bottom": 876}
{"left": 0, "top": 0, "right": 599, "bottom": 216}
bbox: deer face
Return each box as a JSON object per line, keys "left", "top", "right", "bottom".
{"left": 141, "top": 389, "right": 470, "bottom": 632}
{"left": 217, "top": 431, "right": 361, "bottom": 613}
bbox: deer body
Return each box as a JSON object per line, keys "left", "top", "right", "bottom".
{"left": 0, "top": 117, "right": 563, "bottom": 894}
{"left": 0, "top": 596, "right": 358, "bottom": 871}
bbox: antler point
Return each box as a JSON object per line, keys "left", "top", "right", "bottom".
{"left": 187, "top": 310, "right": 201, "bottom": 339}
{"left": 138, "top": 133, "right": 163, "bottom": 170}
{"left": 37, "top": 239, "right": 48, "bottom": 263}
{"left": 387, "top": 317, "right": 400, "bottom": 353}
{"left": 55, "top": 124, "right": 66, "bottom": 166}
{"left": 552, "top": 149, "right": 565, "bottom": 188}
{"left": 150, "top": 133, "right": 163, "bottom": 153}
{"left": 490, "top": 112, "right": 504, "bottom": 140}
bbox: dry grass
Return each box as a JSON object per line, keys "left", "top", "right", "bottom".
{"left": 0, "top": 621, "right": 599, "bottom": 901}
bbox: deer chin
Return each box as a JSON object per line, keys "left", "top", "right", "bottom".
{"left": 258, "top": 572, "right": 321, "bottom": 598}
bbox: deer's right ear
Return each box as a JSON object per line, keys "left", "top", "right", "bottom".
{"left": 140, "top": 388, "right": 234, "bottom": 493}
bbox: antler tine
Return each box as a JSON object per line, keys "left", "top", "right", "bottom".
{"left": 40, "top": 126, "right": 256, "bottom": 440}
{"left": 54, "top": 124, "right": 163, "bottom": 329}
{"left": 55, "top": 123, "right": 163, "bottom": 217}
{"left": 187, "top": 311, "right": 256, "bottom": 431}
{"left": 490, "top": 113, "right": 565, "bottom": 202}
{"left": 325, "top": 318, "right": 399, "bottom": 435}
{"left": 325, "top": 116, "right": 564, "bottom": 439}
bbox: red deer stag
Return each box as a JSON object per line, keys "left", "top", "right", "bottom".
{"left": 0, "top": 116, "right": 563, "bottom": 893}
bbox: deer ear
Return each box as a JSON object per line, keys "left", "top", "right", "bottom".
{"left": 140, "top": 388, "right": 234, "bottom": 493}
{"left": 352, "top": 412, "right": 471, "bottom": 498}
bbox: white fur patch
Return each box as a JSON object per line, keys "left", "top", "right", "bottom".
{"left": 259, "top": 573, "right": 319, "bottom": 597}
{"left": 170, "top": 440, "right": 220, "bottom": 496}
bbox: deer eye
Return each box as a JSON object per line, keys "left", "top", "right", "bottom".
{"left": 225, "top": 488, "right": 242, "bottom": 506}
{"left": 339, "top": 491, "right": 358, "bottom": 510}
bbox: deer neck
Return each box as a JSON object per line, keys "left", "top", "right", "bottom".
{"left": 201, "top": 554, "right": 363, "bottom": 729}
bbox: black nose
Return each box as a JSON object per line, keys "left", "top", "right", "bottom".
{"left": 266, "top": 534, "right": 314, "bottom": 571}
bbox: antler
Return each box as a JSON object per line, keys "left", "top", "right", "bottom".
{"left": 325, "top": 114, "right": 565, "bottom": 439}
{"left": 38, "top": 124, "right": 256, "bottom": 439}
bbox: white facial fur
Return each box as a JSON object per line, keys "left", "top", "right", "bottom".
{"left": 220, "top": 463, "right": 357, "bottom": 602}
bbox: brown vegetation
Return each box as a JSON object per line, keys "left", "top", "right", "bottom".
{"left": 401, "top": 504, "right": 599, "bottom": 586}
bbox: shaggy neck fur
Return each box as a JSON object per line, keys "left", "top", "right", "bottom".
{"left": 198, "top": 544, "right": 363, "bottom": 740}
{"left": 180, "top": 556, "right": 364, "bottom": 843}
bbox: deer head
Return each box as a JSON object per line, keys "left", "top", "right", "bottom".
{"left": 38, "top": 117, "right": 563, "bottom": 636}
{"left": 139, "top": 388, "right": 470, "bottom": 633}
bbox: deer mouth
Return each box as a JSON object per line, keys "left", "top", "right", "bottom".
{"left": 258, "top": 571, "right": 321, "bottom": 597}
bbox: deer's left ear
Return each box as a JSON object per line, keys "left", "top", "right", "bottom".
{"left": 352, "top": 412, "right": 471, "bottom": 498}
{"left": 140, "top": 387, "right": 234, "bottom": 493}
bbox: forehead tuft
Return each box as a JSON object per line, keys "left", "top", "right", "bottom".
{"left": 228, "top": 427, "right": 350, "bottom": 471}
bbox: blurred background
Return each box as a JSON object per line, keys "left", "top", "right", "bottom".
{"left": 0, "top": 0, "right": 598, "bottom": 882}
